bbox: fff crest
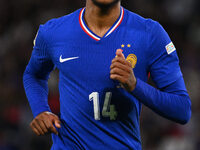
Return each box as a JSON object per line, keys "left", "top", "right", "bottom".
{"left": 120, "top": 44, "right": 137, "bottom": 68}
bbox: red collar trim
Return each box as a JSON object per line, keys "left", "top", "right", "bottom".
{"left": 79, "top": 7, "right": 124, "bottom": 41}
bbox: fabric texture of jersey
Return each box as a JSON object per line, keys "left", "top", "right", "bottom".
{"left": 23, "top": 7, "right": 190, "bottom": 150}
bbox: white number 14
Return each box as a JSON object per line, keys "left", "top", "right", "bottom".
{"left": 89, "top": 92, "right": 117, "bottom": 120}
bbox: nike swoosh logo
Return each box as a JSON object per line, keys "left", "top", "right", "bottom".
{"left": 59, "top": 55, "right": 79, "bottom": 63}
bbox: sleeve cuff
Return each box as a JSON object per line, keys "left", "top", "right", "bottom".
{"left": 29, "top": 101, "right": 51, "bottom": 118}
{"left": 131, "top": 78, "right": 141, "bottom": 94}
{"left": 131, "top": 78, "right": 145, "bottom": 98}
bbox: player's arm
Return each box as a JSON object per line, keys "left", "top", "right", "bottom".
{"left": 110, "top": 21, "right": 192, "bottom": 124}
{"left": 23, "top": 25, "right": 60, "bottom": 136}
{"left": 110, "top": 50, "right": 191, "bottom": 124}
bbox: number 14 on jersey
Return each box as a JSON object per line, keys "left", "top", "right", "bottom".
{"left": 89, "top": 92, "right": 117, "bottom": 120}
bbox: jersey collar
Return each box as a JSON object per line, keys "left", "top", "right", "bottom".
{"left": 79, "top": 7, "right": 124, "bottom": 41}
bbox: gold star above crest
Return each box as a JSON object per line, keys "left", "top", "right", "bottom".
{"left": 127, "top": 44, "right": 131, "bottom": 48}
{"left": 121, "top": 44, "right": 125, "bottom": 48}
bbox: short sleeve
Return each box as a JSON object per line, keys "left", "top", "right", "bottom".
{"left": 147, "top": 21, "right": 182, "bottom": 89}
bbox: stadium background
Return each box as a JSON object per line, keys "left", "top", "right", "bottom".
{"left": 0, "top": 0, "right": 200, "bottom": 149}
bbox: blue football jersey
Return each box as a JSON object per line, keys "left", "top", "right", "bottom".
{"left": 26, "top": 7, "right": 183, "bottom": 150}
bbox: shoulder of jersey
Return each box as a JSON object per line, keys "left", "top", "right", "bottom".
{"left": 41, "top": 9, "right": 81, "bottom": 32}
{"left": 125, "top": 9, "right": 159, "bottom": 32}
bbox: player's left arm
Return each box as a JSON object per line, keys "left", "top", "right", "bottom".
{"left": 110, "top": 50, "right": 191, "bottom": 124}
{"left": 110, "top": 22, "right": 191, "bottom": 124}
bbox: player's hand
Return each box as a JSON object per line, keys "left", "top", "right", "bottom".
{"left": 30, "top": 111, "right": 61, "bottom": 136}
{"left": 110, "top": 49, "right": 137, "bottom": 92}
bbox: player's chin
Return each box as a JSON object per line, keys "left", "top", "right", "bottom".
{"left": 92, "top": 0, "right": 120, "bottom": 7}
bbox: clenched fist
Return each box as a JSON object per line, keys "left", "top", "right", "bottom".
{"left": 30, "top": 111, "right": 61, "bottom": 136}
{"left": 110, "top": 49, "right": 137, "bottom": 92}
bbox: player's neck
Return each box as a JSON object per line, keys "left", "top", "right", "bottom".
{"left": 84, "top": 1, "right": 121, "bottom": 37}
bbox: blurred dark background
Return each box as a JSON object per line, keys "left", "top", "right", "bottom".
{"left": 0, "top": 0, "right": 200, "bottom": 150}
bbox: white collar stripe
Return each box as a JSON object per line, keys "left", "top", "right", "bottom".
{"left": 80, "top": 9, "right": 100, "bottom": 41}
{"left": 79, "top": 7, "right": 124, "bottom": 41}
{"left": 105, "top": 8, "right": 124, "bottom": 37}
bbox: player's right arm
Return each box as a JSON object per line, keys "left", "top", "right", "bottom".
{"left": 23, "top": 25, "right": 60, "bottom": 136}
